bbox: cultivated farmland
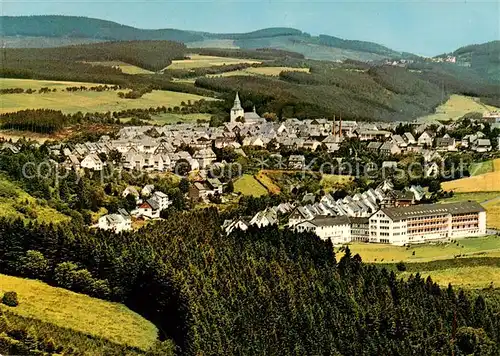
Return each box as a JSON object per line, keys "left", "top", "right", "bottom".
{"left": 0, "top": 273, "right": 159, "bottom": 350}
{"left": 0, "top": 78, "right": 214, "bottom": 114}
{"left": 208, "top": 66, "right": 310, "bottom": 77}
{"left": 166, "top": 54, "right": 261, "bottom": 69}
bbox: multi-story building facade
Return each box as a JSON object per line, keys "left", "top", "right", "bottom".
{"left": 369, "top": 202, "right": 486, "bottom": 246}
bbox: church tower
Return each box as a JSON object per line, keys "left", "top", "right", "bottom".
{"left": 230, "top": 92, "right": 244, "bottom": 123}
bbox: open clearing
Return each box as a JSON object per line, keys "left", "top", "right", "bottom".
{"left": 0, "top": 78, "right": 214, "bottom": 114}
{"left": 442, "top": 158, "right": 500, "bottom": 192}
{"left": 0, "top": 175, "right": 69, "bottom": 224}
{"left": 84, "top": 61, "right": 154, "bottom": 74}
{"left": 167, "top": 54, "right": 261, "bottom": 70}
{"left": 234, "top": 174, "right": 268, "bottom": 197}
{"left": 0, "top": 273, "right": 158, "bottom": 350}
{"left": 418, "top": 94, "right": 499, "bottom": 123}
{"left": 208, "top": 66, "right": 310, "bottom": 77}
{"left": 340, "top": 235, "right": 500, "bottom": 263}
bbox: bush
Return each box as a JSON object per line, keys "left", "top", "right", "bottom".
{"left": 2, "top": 292, "right": 19, "bottom": 307}
{"left": 396, "top": 262, "right": 407, "bottom": 272}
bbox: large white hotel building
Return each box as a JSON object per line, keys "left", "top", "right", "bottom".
{"left": 295, "top": 201, "right": 486, "bottom": 246}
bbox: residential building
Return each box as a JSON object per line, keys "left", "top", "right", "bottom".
{"left": 98, "top": 209, "right": 132, "bottom": 233}
{"left": 294, "top": 215, "right": 351, "bottom": 245}
{"left": 80, "top": 154, "right": 103, "bottom": 171}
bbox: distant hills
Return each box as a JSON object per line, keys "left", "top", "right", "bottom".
{"left": 1, "top": 15, "right": 410, "bottom": 61}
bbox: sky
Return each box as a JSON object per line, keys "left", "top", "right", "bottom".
{"left": 2, "top": 0, "right": 499, "bottom": 56}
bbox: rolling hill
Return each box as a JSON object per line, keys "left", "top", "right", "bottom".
{"left": 436, "top": 41, "right": 500, "bottom": 82}
{"left": 1, "top": 15, "right": 410, "bottom": 61}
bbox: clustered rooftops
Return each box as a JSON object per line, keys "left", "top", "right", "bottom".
{"left": 381, "top": 201, "right": 485, "bottom": 221}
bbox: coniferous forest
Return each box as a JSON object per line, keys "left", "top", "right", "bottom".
{"left": 0, "top": 209, "right": 498, "bottom": 355}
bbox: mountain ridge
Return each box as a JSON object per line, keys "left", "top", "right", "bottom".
{"left": 1, "top": 15, "right": 406, "bottom": 60}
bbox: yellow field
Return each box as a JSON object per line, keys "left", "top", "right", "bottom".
{"left": 0, "top": 79, "right": 214, "bottom": 114}
{"left": 442, "top": 158, "right": 500, "bottom": 192}
{"left": 339, "top": 235, "right": 500, "bottom": 263}
{"left": 483, "top": 199, "right": 500, "bottom": 229}
{"left": 0, "top": 273, "right": 158, "bottom": 350}
{"left": 167, "top": 54, "right": 261, "bottom": 70}
{"left": 208, "top": 66, "right": 310, "bottom": 77}
{"left": 84, "top": 61, "right": 154, "bottom": 74}
{"left": 234, "top": 174, "right": 268, "bottom": 197}
{"left": 418, "top": 94, "right": 499, "bottom": 123}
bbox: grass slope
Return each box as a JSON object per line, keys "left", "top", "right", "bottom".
{"left": 341, "top": 235, "right": 500, "bottom": 263}
{"left": 84, "top": 61, "right": 154, "bottom": 74}
{"left": 470, "top": 160, "right": 494, "bottom": 176}
{"left": 418, "top": 94, "right": 498, "bottom": 123}
{"left": 208, "top": 66, "right": 310, "bottom": 78}
{"left": 0, "top": 273, "right": 158, "bottom": 350}
{"left": 234, "top": 174, "right": 269, "bottom": 197}
{"left": 400, "top": 266, "right": 500, "bottom": 289}
{"left": 442, "top": 158, "right": 500, "bottom": 193}
{"left": 0, "top": 78, "right": 213, "bottom": 114}
{"left": 0, "top": 175, "right": 69, "bottom": 224}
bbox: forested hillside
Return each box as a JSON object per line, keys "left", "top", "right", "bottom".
{"left": 2, "top": 41, "right": 187, "bottom": 72}
{"left": 0, "top": 15, "right": 204, "bottom": 43}
{"left": 452, "top": 41, "right": 500, "bottom": 82}
{"left": 0, "top": 210, "right": 498, "bottom": 355}
{"left": 195, "top": 62, "right": 499, "bottom": 121}
{"left": 1, "top": 16, "right": 410, "bottom": 61}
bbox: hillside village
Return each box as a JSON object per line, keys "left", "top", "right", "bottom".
{"left": 1, "top": 93, "right": 499, "bottom": 241}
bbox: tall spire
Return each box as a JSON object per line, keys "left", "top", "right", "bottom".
{"left": 233, "top": 91, "right": 242, "bottom": 109}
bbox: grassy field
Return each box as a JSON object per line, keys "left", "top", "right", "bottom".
{"left": 234, "top": 174, "right": 268, "bottom": 197}
{"left": 439, "top": 192, "right": 500, "bottom": 204}
{"left": 418, "top": 94, "right": 499, "bottom": 123}
{"left": 0, "top": 175, "right": 69, "bottom": 224}
{"left": 320, "top": 174, "right": 354, "bottom": 192}
{"left": 483, "top": 199, "right": 500, "bottom": 229}
{"left": 208, "top": 66, "right": 310, "bottom": 77}
{"left": 400, "top": 266, "right": 500, "bottom": 289}
{"left": 84, "top": 61, "right": 154, "bottom": 74}
{"left": 0, "top": 79, "right": 213, "bottom": 114}
{"left": 1, "top": 78, "right": 105, "bottom": 90}
{"left": 339, "top": 235, "right": 500, "bottom": 263}
{"left": 442, "top": 158, "right": 500, "bottom": 193}
{"left": 0, "top": 274, "right": 158, "bottom": 350}
{"left": 255, "top": 171, "right": 281, "bottom": 194}
{"left": 166, "top": 54, "right": 261, "bottom": 70}
{"left": 470, "top": 160, "right": 494, "bottom": 176}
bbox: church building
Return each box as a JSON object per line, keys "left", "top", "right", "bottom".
{"left": 230, "top": 92, "right": 265, "bottom": 124}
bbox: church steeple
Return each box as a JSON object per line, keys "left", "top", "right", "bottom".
{"left": 233, "top": 92, "right": 242, "bottom": 109}
{"left": 230, "top": 91, "right": 244, "bottom": 123}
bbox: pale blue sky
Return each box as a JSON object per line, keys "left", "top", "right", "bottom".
{"left": 2, "top": 0, "right": 499, "bottom": 56}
